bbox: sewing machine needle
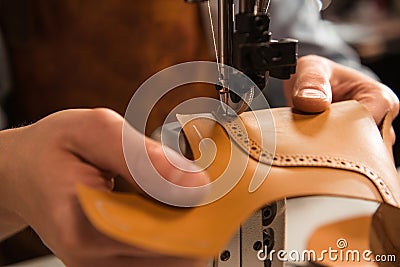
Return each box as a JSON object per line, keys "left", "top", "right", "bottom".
{"left": 207, "top": 1, "right": 229, "bottom": 114}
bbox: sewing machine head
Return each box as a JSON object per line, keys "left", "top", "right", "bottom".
{"left": 185, "top": 0, "right": 298, "bottom": 115}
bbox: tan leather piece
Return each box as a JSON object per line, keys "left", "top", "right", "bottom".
{"left": 232, "top": 101, "right": 398, "bottom": 205}
{"left": 370, "top": 204, "right": 400, "bottom": 267}
{"left": 213, "top": 103, "right": 397, "bottom": 202}
{"left": 307, "top": 205, "right": 400, "bottom": 267}
{"left": 77, "top": 101, "right": 400, "bottom": 258}
{"left": 307, "top": 216, "right": 378, "bottom": 267}
{"left": 380, "top": 111, "right": 395, "bottom": 162}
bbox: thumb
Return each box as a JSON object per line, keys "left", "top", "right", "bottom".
{"left": 284, "top": 55, "right": 333, "bottom": 113}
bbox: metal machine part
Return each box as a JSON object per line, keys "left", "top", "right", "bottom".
{"left": 155, "top": 1, "right": 298, "bottom": 264}
{"left": 209, "top": 201, "right": 286, "bottom": 267}
{"left": 185, "top": 0, "right": 298, "bottom": 114}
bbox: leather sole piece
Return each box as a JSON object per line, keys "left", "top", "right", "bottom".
{"left": 77, "top": 101, "right": 400, "bottom": 258}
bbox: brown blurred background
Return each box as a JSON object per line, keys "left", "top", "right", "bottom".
{"left": 0, "top": 0, "right": 399, "bottom": 265}
{"left": 0, "top": 0, "right": 216, "bottom": 265}
{"left": 322, "top": 0, "right": 400, "bottom": 166}
{"left": 0, "top": 0, "right": 217, "bottom": 135}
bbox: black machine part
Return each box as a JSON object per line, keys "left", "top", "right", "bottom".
{"left": 185, "top": 0, "right": 298, "bottom": 94}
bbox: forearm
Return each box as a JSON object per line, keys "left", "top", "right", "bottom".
{"left": 0, "top": 129, "right": 28, "bottom": 240}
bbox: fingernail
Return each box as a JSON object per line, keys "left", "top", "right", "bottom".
{"left": 296, "top": 89, "right": 327, "bottom": 99}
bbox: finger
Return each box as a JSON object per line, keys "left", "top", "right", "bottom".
{"left": 330, "top": 63, "right": 400, "bottom": 125}
{"left": 60, "top": 108, "right": 209, "bottom": 189}
{"left": 144, "top": 137, "right": 210, "bottom": 187}
{"left": 123, "top": 123, "right": 210, "bottom": 206}
{"left": 284, "top": 55, "right": 333, "bottom": 113}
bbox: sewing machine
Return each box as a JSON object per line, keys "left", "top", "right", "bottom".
{"left": 187, "top": 0, "right": 297, "bottom": 115}
{"left": 189, "top": 1, "right": 296, "bottom": 266}
{"left": 151, "top": 1, "right": 297, "bottom": 266}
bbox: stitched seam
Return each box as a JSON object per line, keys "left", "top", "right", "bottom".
{"left": 217, "top": 113, "right": 394, "bottom": 205}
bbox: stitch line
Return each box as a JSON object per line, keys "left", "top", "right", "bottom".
{"left": 215, "top": 113, "right": 394, "bottom": 205}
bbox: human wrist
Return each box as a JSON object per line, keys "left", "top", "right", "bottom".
{"left": 0, "top": 128, "right": 28, "bottom": 239}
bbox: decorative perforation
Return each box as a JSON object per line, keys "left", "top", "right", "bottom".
{"left": 214, "top": 112, "right": 394, "bottom": 205}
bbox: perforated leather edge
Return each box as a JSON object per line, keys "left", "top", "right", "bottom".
{"left": 214, "top": 112, "right": 395, "bottom": 206}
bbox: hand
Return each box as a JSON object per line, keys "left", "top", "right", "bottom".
{"left": 0, "top": 108, "right": 209, "bottom": 267}
{"left": 283, "top": 55, "right": 399, "bottom": 143}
